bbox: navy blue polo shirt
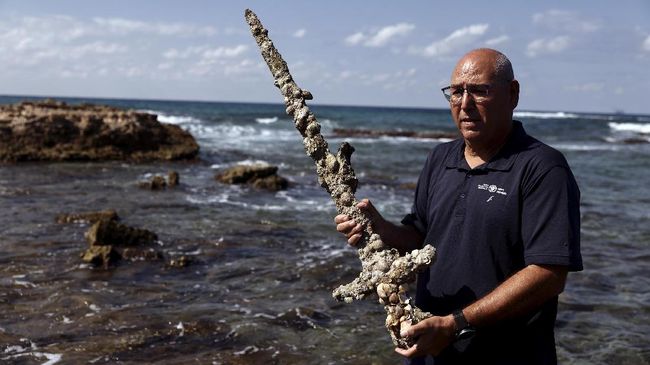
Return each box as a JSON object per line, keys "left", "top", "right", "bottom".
{"left": 402, "top": 120, "right": 582, "bottom": 365}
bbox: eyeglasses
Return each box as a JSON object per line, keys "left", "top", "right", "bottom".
{"left": 441, "top": 84, "right": 491, "bottom": 105}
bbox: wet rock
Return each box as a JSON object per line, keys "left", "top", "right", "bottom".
{"left": 168, "top": 255, "right": 191, "bottom": 268}
{"left": 620, "top": 137, "right": 648, "bottom": 144}
{"left": 80, "top": 245, "right": 120, "bottom": 267}
{"left": 121, "top": 247, "right": 164, "bottom": 261}
{"left": 0, "top": 100, "right": 199, "bottom": 162}
{"left": 85, "top": 219, "right": 157, "bottom": 246}
{"left": 251, "top": 174, "right": 288, "bottom": 191}
{"left": 168, "top": 171, "right": 179, "bottom": 187}
{"left": 398, "top": 182, "right": 417, "bottom": 190}
{"left": 138, "top": 171, "right": 180, "bottom": 190}
{"left": 332, "top": 128, "right": 458, "bottom": 140}
{"left": 81, "top": 219, "right": 161, "bottom": 267}
{"left": 215, "top": 164, "right": 288, "bottom": 191}
{"left": 271, "top": 307, "right": 331, "bottom": 331}
{"left": 138, "top": 175, "right": 167, "bottom": 190}
{"left": 56, "top": 209, "right": 119, "bottom": 224}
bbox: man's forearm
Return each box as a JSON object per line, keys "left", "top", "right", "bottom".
{"left": 463, "top": 264, "right": 568, "bottom": 328}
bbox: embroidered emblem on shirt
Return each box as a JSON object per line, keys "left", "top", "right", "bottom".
{"left": 486, "top": 195, "right": 494, "bottom": 202}
{"left": 478, "top": 183, "right": 507, "bottom": 196}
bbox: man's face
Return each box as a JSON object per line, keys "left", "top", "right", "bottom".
{"left": 449, "top": 53, "right": 516, "bottom": 146}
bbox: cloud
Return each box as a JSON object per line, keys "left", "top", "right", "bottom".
{"left": 485, "top": 35, "right": 510, "bottom": 46}
{"left": 526, "top": 36, "right": 570, "bottom": 57}
{"left": 344, "top": 23, "right": 415, "bottom": 47}
{"left": 365, "top": 23, "right": 415, "bottom": 47}
{"left": 202, "top": 45, "right": 248, "bottom": 59}
{"left": 416, "top": 24, "right": 489, "bottom": 57}
{"left": 344, "top": 32, "right": 366, "bottom": 46}
{"left": 0, "top": 14, "right": 250, "bottom": 81}
{"left": 532, "top": 9, "right": 599, "bottom": 33}
{"left": 643, "top": 35, "right": 650, "bottom": 52}
{"left": 164, "top": 45, "right": 248, "bottom": 62}
{"left": 92, "top": 17, "right": 217, "bottom": 36}
{"left": 293, "top": 29, "right": 306, "bottom": 38}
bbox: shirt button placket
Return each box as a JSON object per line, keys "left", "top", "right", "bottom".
{"left": 455, "top": 172, "right": 471, "bottom": 217}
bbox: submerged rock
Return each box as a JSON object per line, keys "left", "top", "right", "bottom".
{"left": 0, "top": 99, "right": 199, "bottom": 162}
{"left": 56, "top": 209, "right": 119, "bottom": 224}
{"left": 215, "top": 164, "right": 288, "bottom": 191}
{"left": 138, "top": 170, "right": 180, "bottom": 190}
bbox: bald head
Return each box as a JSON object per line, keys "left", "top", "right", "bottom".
{"left": 448, "top": 48, "right": 520, "bottom": 151}
{"left": 455, "top": 48, "right": 514, "bottom": 84}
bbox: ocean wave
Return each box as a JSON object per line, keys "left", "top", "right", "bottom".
{"left": 552, "top": 143, "right": 621, "bottom": 151}
{"left": 210, "top": 160, "right": 290, "bottom": 170}
{"left": 185, "top": 194, "right": 302, "bottom": 212}
{"left": 608, "top": 122, "right": 650, "bottom": 134}
{"left": 138, "top": 109, "right": 202, "bottom": 125}
{"left": 514, "top": 111, "right": 580, "bottom": 119}
{"left": 255, "top": 116, "right": 278, "bottom": 124}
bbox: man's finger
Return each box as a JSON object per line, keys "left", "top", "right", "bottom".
{"left": 334, "top": 214, "right": 349, "bottom": 224}
{"left": 400, "top": 320, "right": 425, "bottom": 338}
{"left": 394, "top": 343, "right": 421, "bottom": 358}
{"left": 336, "top": 220, "right": 354, "bottom": 233}
{"left": 348, "top": 233, "right": 361, "bottom": 246}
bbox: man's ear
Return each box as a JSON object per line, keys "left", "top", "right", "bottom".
{"left": 510, "top": 79, "right": 520, "bottom": 110}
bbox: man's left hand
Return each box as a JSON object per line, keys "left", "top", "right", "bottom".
{"left": 394, "top": 315, "right": 456, "bottom": 358}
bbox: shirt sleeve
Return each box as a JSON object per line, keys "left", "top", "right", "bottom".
{"left": 521, "top": 165, "right": 583, "bottom": 271}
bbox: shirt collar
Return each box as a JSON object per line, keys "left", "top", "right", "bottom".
{"left": 444, "top": 120, "right": 526, "bottom": 172}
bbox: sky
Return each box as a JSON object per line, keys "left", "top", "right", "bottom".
{"left": 0, "top": 1, "right": 649, "bottom": 114}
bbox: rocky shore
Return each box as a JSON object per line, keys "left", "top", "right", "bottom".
{"left": 0, "top": 99, "right": 199, "bottom": 162}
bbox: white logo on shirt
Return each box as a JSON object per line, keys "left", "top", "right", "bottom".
{"left": 478, "top": 183, "right": 507, "bottom": 196}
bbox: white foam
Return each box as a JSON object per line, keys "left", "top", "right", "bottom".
{"left": 514, "top": 111, "right": 580, "bottom": 119}
{"left": 608, "top": 122, "right": 650, "bottom": 134}
{"left": 138, "top": 109, "right": 201, "bottom": 125}
{"left": 552, "top": 143, "right": 620, "bottom": 151}
{"left": 256, "top": 116, "right": 278, "bottom": 124}
{"left": 2, "top": 342, "right": 62, "bottom": 365}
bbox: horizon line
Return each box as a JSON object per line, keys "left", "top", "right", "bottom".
{"left": 0, "top": 93, "right": 646, "bottom": 117}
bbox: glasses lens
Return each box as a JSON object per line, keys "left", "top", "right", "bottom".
{"left": 441, "top": 87, "right": 451, "bottom": 101}
{"left": 445, "top": 85, "right": 490, "bottom": 105}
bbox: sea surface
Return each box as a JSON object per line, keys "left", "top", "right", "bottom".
{"left": 1, "top": 95, "right": 648, "bottom": 364}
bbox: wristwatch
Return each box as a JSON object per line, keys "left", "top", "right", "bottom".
{"left": 452, "top": 309, "right": 476, "bottom": 341}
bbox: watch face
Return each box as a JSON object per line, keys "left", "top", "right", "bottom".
{"left": 457, "top": 327, "right": 476, "bottom": 341}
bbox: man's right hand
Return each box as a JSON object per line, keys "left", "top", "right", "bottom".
{"left": 334, "top": 199, "right": 385, "bottom": 246}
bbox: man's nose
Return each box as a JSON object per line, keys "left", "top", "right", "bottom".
{"left": 460, "top": 89, "right": 476, "bottom": 109}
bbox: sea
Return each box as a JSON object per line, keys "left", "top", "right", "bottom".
{"left": 0, "top": 95, "right": 648, "bottom": 364}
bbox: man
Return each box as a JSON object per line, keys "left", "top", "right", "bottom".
{"left": 335, "top": 48, "right": 582, "bottom": 364}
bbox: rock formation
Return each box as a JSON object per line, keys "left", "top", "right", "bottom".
{"left": 0, "top": 99, "right": 199, "bottom": 162}
{"left": 245, "top": 9, "right": 436, "bottom": 348}
{"left": 81, "top": 216, "right": 162, "bottom": 268}
{"left": 215, "top": 164, "right": 288, "bottom": 191}
{"left": 138, "top": 171, "right": 180, "bottom": 190}
{"left": 333, "top": 128, "right": 457, "bottom": 140}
